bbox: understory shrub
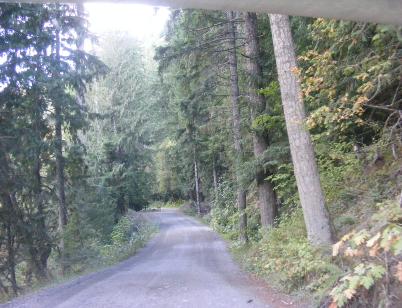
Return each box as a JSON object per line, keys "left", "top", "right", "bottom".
{"left": 210, "top": 179, "right": 239, "bottom": 239}
{"left": 99, "top": 215, "right": 157, "bottom": 264}
{"left": 238, "top": 208, "right": 342, "bottom": 297}
{"left": 45, "top": 213, "right": 156, "bottom": 281}
{"left": 329, "top": 201, "right": 402, "bottom": 307}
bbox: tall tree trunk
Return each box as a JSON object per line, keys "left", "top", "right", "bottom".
{"left": 1, "top": 193, "right": 18, "bottom": 295}
{"left": 244, "top": 12, "right": 278, "bottom": 228}
{"left": 76, "top": 3, "right": 85, "bottom": 110}
{"left": 0, "top": 152, "right": 19, "bottom": 294}
{"left": 54, "top": 20, "right": 68, "bottom": 272}
{"left": 194, "top": 150, "right": 201, "bottom": 215}
{"left": 226, "top": 11, "right": 248, "bottom": 243}
{"left": 399, "top": 190, "right": 402, "bottom": 209}
{"left": 212, "top": 157, "right": 218, "bottom": 200}
{"left": 269, "top": 14, "right": 333, "bottom": 245}
{"left": 6, "top": 222, "right": 18, "bottom": 295}
{"left": 55, "top": 103, "right": 67, "bottom": 230}
{"left": 115, "top": 189, "right": 126, "bottom": 222}
{"left": 33, "top": 53, "right": 52, "bottom": 280}
{"left": 32, "top": 152, "right": 51, "bottom": 281}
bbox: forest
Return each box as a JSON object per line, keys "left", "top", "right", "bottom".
{"left": 0, "top": 3, "right": 401, "bottom": 307}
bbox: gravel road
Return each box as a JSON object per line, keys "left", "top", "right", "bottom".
{"left": 2, "top": 209, "right": 272, "bottom": 308}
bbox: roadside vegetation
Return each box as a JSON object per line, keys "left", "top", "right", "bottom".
{"left": 34, "top": 213, "right": 155, "bottom": 298}
{"left": 0, "top": 3, "right": 158, "bottom": 301}
{"left": 0, "top": 3, "right": 401, "bottom": 307}
{"left": 148, "top": 200, "right": 185, "bottom": 210}
{"left": 154, "top": 10, "right": 402, "bottom": 308}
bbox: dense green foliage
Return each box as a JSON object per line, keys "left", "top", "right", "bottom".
{"left": 0, "top": 3, "right": 105, "bottom": 295}
{"left": 1, "top": 3, "right": 401, "bottom": 307}
{"left": 0, "top": 4, "right": 157, "bottom": 300}
{"left": 84, "top": 34, "right": 160, "bottom": 216}
{"left": 155, "top": 9, "right": 402, "bottom": 307}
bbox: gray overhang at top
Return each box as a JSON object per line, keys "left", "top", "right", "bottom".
{"left": 4, "top": 0, "right": 402, "bottom": 25}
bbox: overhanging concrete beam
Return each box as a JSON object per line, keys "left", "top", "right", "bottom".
{"left": 5, "top": 0, "right": 402, "bottom": 25}
{"left": 136, "top": 0, "right": 402, "bottom": 25}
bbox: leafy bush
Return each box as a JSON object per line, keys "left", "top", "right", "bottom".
{"left": 234, "top": 208, "right": 341, "bottom": 300}
{"left": 50, "top": 213, "right": 156, "bottom": 280}
{"left": 316, "top": 142, "right": 361, "bottom": 204}
{"left": 209, "top": 179, "right": 239, "bottom": 239}
{"left": 165, "top": 200, "right": 186, "bottom": 208}
{"left": 267, "top": 163, "right": 298, "bottom": 208}
{"left": 100, "top": 215, "right": 156, "bottom": 264}
{"left": 110, "top": 216, "right": 134, "bottom": 245}
{"left": 329, "top": 201, "right": 402, "bottom": 307}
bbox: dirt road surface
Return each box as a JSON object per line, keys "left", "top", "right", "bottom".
{"left": 3, "top": 209, "right": 275, "bottom": 308}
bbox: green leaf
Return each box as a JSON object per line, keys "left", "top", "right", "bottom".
{"left": 348, "top": 275, "right": 361, "bottom": 290}
{"left": 369, "top": 265, "right": 386, "bottom": 279}
{"left": 393, "top": 237, "right": 402, "bottom": 255}
{"left": 354, "top": 263, "right": 366, "bottom": 275}
{"left": 361, "top": 276, "right": 374, "bottom": 289}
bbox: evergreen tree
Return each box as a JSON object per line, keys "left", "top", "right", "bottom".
{"left": 269, "top": 14, "right": 333, "bottom": 245}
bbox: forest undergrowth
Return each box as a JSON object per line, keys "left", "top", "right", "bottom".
{"left": 1, "top": 212, "right": 156, "bottom": 303}
{"left": 1, "top": 3, "right": 401, "bottom": 307}
{"left": 198, "top": 144, "right": 402, "bottom": 307}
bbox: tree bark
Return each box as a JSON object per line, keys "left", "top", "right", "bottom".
{"left": 212, "top": 157, "right": 218, "bottom": 200}
{"left": 6, "top": 221, "right": 18, "bottom": 295}
{"left": 55, "top": 102, "right": 67, "bottom": 231}
{"left": 269, "top": 14, "right": 333, "bottom": 245}
{"left": 115, "top": 189, "right": 126, "bottom": 221}
{"left": 0, "top": 152, "right": 19, "bottom": 294}
{"left": 1, "top": 193, "right": 18, "bottom": 295}
{"left": 54, "top": 19, "right": 68, "bottom": 272}
{"left": 399, "top": 190, "right": 402, "bottom": 209}
{"left": 226, "top": 11, "right": 248, "bottom": 243}
{"left": 194, "top": 152, "right": 201, "bottom": 215}
{"left": 31, "top": 152, "right": 51, "bottom": 281}
{"left": 244, "top": 12, "right": 278, "bottom": 229}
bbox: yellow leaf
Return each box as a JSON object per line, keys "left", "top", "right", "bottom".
{"left": 369, "top": 244, "right": 381, "bottom": 257}
{"left": 367, "top": 232, "right": 381, "bottom": 248}
{"left": 344, "top": 288, "right": 356, "bottom": 299}
{"left": 355, "top": 96, "right": 368, "bottom": 105}
{"left": 291, "top": 66, "right": 301, "bottom": 76}
{"left": 333, "top": 241, "right": 343, "bottom": 257}
{"left": 353, "top": 230, "right": 370, "bottom": 246}
{"left": 395, "top": 262, "right": 402, "bottom": 283}
{"left": 342, "top": 232, "right": 355, "bottom": 242}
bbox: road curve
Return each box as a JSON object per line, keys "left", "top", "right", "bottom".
{"left": 3, "top": 209, "right": 271, "bottom": 308}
